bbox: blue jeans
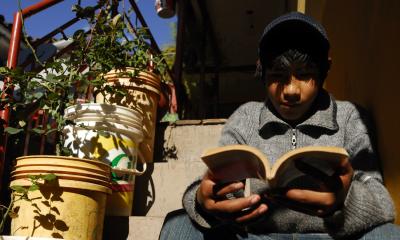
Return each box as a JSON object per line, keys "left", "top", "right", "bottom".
{"left": 159, "top": 210, "right": 400, "bottom": 240}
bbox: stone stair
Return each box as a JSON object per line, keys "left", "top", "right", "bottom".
{"left": 103, "top": 119, "right": 226, "bottom": 240}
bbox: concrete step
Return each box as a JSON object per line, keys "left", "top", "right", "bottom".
{"left": 133, "top": 120, "right": 225, "bottom": 217}
{"left": 103, "top": 216, "right": 164, "bottom": 240}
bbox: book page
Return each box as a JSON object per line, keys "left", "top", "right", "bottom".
{"left": 201, "top": 145, "right": 271, "bottom": 182}
{"left": 269, "top": 146, "right": 348, "bottom": 189}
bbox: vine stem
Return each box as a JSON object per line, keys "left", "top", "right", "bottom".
{"left": 0, "top": 194, "right": 14, "bottom": 234}
{"left": 17, "top": 0, "right": 47, "bottom": 71}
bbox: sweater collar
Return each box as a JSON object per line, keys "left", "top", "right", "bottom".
{"left": 259, "top": 89, "right": 339, "bottom": 131}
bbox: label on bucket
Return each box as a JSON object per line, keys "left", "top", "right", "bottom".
{"left": 110, "top": 153, "right": 136, "bottom": 189}
{"left": 111, "top": 183, "right": 134, "bottom": 192}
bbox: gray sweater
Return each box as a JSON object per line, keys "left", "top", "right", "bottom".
{"left": 182, "top": 91, "right": 395, "bottom": 238}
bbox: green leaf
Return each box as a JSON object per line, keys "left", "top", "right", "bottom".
{"left": 47, "top": 92, "right": 60, "bottom": 101}
{"left": 28, "top": 184, "right": 40, "bottom": 192}
{"left": 31, "top": 128, "right": 45, "bottom": 135}
{"left": 45, "top": 128, "right": 58, "bottom": 135}
{"left": 10, "top": 185, "right": 26, "bottom": 193}
{"left": 161, "top": 113, "right": 179, "bottom": 123}
{"left": 42, "top": 173, "right": 57, "bottom": 181}
{"left": 112, "top": 14, "right": 122, "bottom": 26}
{"left": 33, "top": 91, "right": 44, "bottom": 99}
{"left": 28, "top": 175, "right": 39, "bottom": 180}
{"left": 4, "top": 127, "right": 24, "bottom": 135}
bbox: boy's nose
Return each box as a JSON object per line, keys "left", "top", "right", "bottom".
{"left": 283, "top": 77, "right": 301, "bottom": 103}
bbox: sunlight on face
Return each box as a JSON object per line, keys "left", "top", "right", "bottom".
{"left": 266, "top": 74, "right": 319, "bottom": 124}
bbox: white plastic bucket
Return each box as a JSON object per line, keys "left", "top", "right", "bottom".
{"left": 63, "top": 103, "right": 145, "bottom": 216}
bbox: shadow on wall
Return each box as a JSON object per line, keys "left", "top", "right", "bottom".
{"left": 103, "top": 216, "right": 129, "bottom": 239}
{"left": 132, "top": 122, "right": 171, "bottom": 216}
{"left": 132, "top": 163, "right": 156, "bottom": 216}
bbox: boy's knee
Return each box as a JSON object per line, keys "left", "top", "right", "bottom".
{"left": 162, "top": 209, "right": 192, "bottom": 228}
{"left": 360, "top": 223, "right": 400, "bottom": 239}
{"left": 160, "top": 209, "right": 202, "bottom": 240}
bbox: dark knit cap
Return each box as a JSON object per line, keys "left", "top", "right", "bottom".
{"left": 259, "top": 12, "right": 330, "bottom": 80}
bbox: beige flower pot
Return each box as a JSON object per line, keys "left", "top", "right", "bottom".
{"left": 10, "top": 156, "right": 111, "bottom": 240}
{"left": 96, "top": 68, "right": 161, "bottom": 163}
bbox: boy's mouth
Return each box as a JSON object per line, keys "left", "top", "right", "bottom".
{"left": 281, "top": 102, "right": 301, "bottom": 108}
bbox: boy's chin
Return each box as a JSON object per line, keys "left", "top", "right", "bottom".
{"left": 278, "top": 110, "right": 312, "bottom": 126}
{"left": 278, "top": 110, "right": 305, "bottom": 122}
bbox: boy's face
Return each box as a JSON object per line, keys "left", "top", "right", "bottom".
{"left": 266, "top": 71, "right": 319, "bottom": 123}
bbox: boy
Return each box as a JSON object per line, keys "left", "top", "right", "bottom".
{"left": 160, "top": 12, "right": 399, "bottom": 239}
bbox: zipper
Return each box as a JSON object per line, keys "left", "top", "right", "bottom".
{"left": 291, "top": 128, "right": 297, "bottom": 149}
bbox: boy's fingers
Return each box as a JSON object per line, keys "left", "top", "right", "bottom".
{"left": 235, "top": 203, "right": 268, "bottom": 223}
{"left": 294, "top": 159, "right": 343, "bottom": 192}
{"left": 285, "top": 189, "right": 336, "bottom": 207}
{"left": 212, "top": 181, "right": 244, "bottom": 197}
{"left": 207, "top": 194, "right": 261, "bottom": 214}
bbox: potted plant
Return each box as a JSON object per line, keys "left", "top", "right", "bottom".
{"left": 79, "top": 6, "right": 168, "bottom": 164}
{"left": 65, "top": 2, "right": 169, "bottom": 165}
{"left": 2, "top": 173, "right": 113, "bottom": 240}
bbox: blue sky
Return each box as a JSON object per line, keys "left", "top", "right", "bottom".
{"left": 0, "top": 0, "right": 177, "bottom": 49}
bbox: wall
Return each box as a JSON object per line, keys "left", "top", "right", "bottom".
{"left": 307, "top": 0, "right": 400, "bottom": 223}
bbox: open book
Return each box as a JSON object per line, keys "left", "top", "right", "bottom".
{"left": 201, "top": 145, "right": 349, "bottom": 193}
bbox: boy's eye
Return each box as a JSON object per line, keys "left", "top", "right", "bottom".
{"left": 295, "top": 72, "right": 314, "bottom": 80}
{"left": 294, "top": 67, "right": 319, "bottom": 80}
{"left": 266, "top": 71, "right": 288, "bottom": 83}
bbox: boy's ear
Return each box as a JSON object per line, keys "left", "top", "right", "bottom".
{"left": 321, "top": 57, "right": 332, "bottom": 88}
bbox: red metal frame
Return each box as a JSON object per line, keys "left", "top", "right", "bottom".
{"left": 0, "top": 0, "right": 64, "bottom": 193}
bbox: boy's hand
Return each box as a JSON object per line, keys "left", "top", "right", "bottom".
{"left": 279, "top": 157, "right": 354, "bottom": 216}
{"left": 196, "top": 171, "right": 268, "bottom": 223}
